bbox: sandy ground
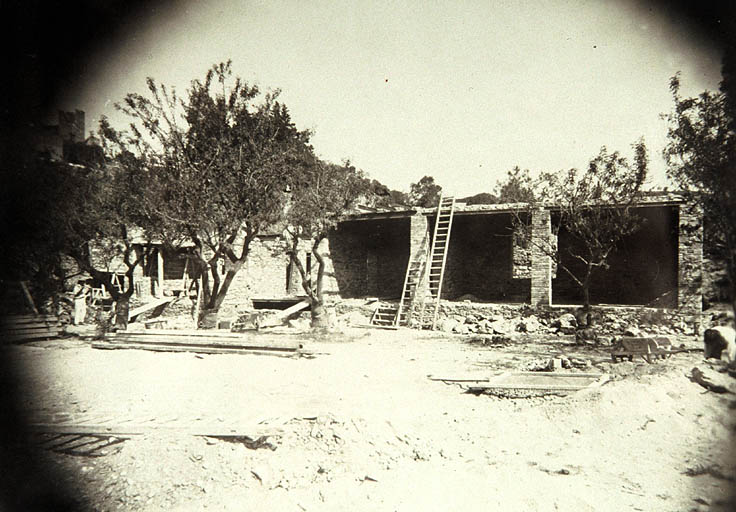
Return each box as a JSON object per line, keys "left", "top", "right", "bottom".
{"left": 2, "top": 327, "right": 736, "bottom": 511}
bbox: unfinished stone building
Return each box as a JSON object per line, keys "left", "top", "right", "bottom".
{"left": 96, "top": 193, "right": 702, "bottom": 324}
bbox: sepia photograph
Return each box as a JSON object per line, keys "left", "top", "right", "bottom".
{"left": 1, "top": 0, "right": 735, "bottom": 510}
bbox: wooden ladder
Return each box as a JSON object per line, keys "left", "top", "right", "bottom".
{"left": 369, "top": 236, "right": 428, "bottom": 329}
{"left": 416, "top": 195, "right": 455, "bottom": 329}
{"left": 394, "top": 236, "right": 429, "bottom": 327}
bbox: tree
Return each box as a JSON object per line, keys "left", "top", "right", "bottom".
{"left": 101, "top": 61, "right": 313, "bottom": 326}
{"left": 521, "top": 141, "right": 648, "bottom": 324}
{"left": 0, "top": 143, "right": 149, "bottom": 328}
{"left": 285, "top": 161, "right": 370, "bottom": 328}
{"left": 663, "top": 70, "right": 736, "bottom": 317}
{"left": 64, "top": 156, "right": 153, "bottom": 329}
{"left": 495, "top": 166, "right": 535, "bottom": 203}
{"left": 0, "top": 151, "right": 71, "bottom": 309}
{"left": 409, "top": 175, "right": 442, "bottom": 207}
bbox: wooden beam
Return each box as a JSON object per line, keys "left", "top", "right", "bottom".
{"left": 103, "top": 332, "right": 303, "bottom": 351}
{"left": 128, "top": 296, "right": 174, "bottom": 321}
{"left": 20, "top": 281, "right": 39, "bottom": 315}
{"left": 260, "top": 299, "right": 311, "bottom": 327}
{"left": 92, "top": 341, "right": 305, "bottom": 357}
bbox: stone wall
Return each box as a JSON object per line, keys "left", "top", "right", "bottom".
{"left": 218, "top": 235, "right": 295, "bottom": 316}
{"left": 329, "top": 221, "right": 370, "bottom": 298}
{"left": 363, "top": 218, "right": 411, "bottom": 298}
{"left": 677, "top": 202, "right": 704, "bottom": 317}
{"left": 124, "top": 200, "right": 703, "bottom": 319}
{"left": 437, "top": 213, "right": 530, "bottom": 302}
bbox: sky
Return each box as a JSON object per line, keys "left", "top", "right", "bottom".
{"left": 62, "top": 0, "right": 725, "bottom": 197}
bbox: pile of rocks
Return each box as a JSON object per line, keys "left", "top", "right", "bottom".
{"left": 433, "top": 306, "right": 697, "bottom": 340}
{"left": 436, "top": 311, "right": 578, "bottom": 337}
{"left": 521, "top": 356, "right": 593, "bottom": 372}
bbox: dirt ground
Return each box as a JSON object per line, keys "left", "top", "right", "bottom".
{"left": 2, "top": 327, "right": 736, "bottom": 511}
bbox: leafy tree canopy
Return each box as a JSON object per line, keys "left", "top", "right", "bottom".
{"left": 409, "top": 175, "right": 442, "bottom": 207}
{"left": 100, "top": 61, "right": 316, "bottom": 322}
{"left": 285, "top": 160, "right": 370, "bottom": 327}
{"left": 495, "top": 166, "right": 535, "bottom": 203}
{"left": 663, "top": 63, "right": 736, "bottom": 314}
{"left": 522, "top": 141, "right": 648, "bottom": 318}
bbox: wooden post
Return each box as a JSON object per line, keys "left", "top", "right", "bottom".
{"left": 156, "top": 248, "right": 164, "bottom": 298}
{"left": 181, "top": 257, "right": 189, "bottom": 294}
{"left": 20, "top": 281, "right": 39, "bottom": 315}
{"left": 193, "top": 278, "right": 202, "bottom": 329}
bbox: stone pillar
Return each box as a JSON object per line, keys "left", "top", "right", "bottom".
{"left": 409, "top": 213, "right": 430, "bottom": 299}
{"left": 530, "top": 208, "right": 552, "bottom": 307}
{"left": 677, "top": 202, "right": 703, "bottom": 327}
{"left": 409, "top": 213, "right": 429, "bottom": 259}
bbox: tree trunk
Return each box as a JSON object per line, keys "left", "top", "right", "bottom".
{"left": 581, "top": 263, "right": 594, "bottom": 327}
{"left": 199, "top": 308, "right": 219, "bottom": 329}
{"left": 114, "top": 295, "right": 129, "bottom": 330}
{"left": 730, "top": 278, "right": 736, "bottom": 325}
{"left": 310, "top": 298, "right": 331, "bottom": 329}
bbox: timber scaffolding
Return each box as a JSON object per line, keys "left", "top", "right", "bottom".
{"left": 371, "top": 195, "right": 456, "bottom": 330}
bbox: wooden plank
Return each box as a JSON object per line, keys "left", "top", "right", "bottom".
{"left": 20, "top": 281, "right": 39, "bottom": 315}
{"left": 107, "top": 338, "right": 303, "bottom": 352}
{"left": 104, "top": 335, "right": 303, "bottom": 351}
{"left": 2, "top": 324, "right": 58, "bottom": 330}
{"left": 2, "top": 314, "right": 58, "bottom": 320}
{"left": 468, "top": 371, "right": 609, "bottom": 392}
{"left": 3, "top": 327, "right": 59, "bottom": 335}
{"left": 2, "top": 324, "right": 59, "bottom": 330}
{"left": 2, "top": 316, "right": 58, "bottom": 325}
{"left": 427, "top": 376, "right": 490, "bottom": 383}
{"left": 2, "top": 320, "right": 58, "bottom": 327}
{"left": 4, "top": 332, "right": 59, "bottom": 342}
{"left": 121, "top": 328, "right": 301, "bottom": 339}
{"left": 469, "top": 383, "right": 600, "bottom": 391}
{"left": 3, "top": 326, "right": 59, "bottom": 333}
{"left": 128, "top": 297, "right": 174, "bottom": 320}
{"left": 503, "top": 371, "right": 606, "bottom": 379}
{"left": 261, "top": 299, "right": 311, "bottom": 327}
{"left": 92, "top": 341, "right": 304, "bottom": 357}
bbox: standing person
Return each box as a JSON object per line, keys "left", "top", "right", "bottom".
{"left": 73, "top": 283, "right": 89, "bottom": 325}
